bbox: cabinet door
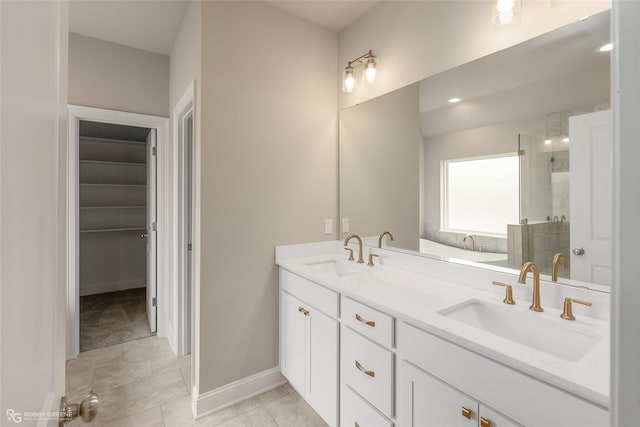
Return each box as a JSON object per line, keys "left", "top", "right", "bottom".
{"left": 308, "top": 306, "right": 339, "bottom": 427}
{"left": 399, "top": 361, "right": 478, "bottom": 427}
{"left": 281, "top": 292, "right": 306, "bottom": 393}
{"left": 478, "top": 405, "right": 523, "bottom": 427}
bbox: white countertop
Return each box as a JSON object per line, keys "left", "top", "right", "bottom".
{"left": 276, "top": 250, "right": 610, "bottom": 409}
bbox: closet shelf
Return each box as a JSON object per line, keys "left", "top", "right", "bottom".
{"left": 80, "top": 227, "right": 146, "bottom": 233}
{"left": 80, "top": 136, "right": 147, "bottom": 146}
{"left": 80, "top": 205, "right": 145, "bottom": 209}
{"left": 80, "top": 160, "right": 146, "bottom": 167}
{"left": 80, "top": 183, "right": 146, "bottom": 188}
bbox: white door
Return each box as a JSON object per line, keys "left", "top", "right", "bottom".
{"left": 1, "top": 0, "right": 70, "bottom": 423}
{"left": 281, "top": 292, "right": 306, "bottom": 393}
{"left": 569, "top": 110, "right": 612, "bottom": 286}
{"left": 398, "top": 361, "right": 478, "bottom": 427}
{"left": 307, "top": 308, "right": 338, "bottom": 427}
{"left": 146, "top": 129, "right": 157, "bottom": 331}
{"left": 479, "top": 404, "right": 524, "bottom": 427}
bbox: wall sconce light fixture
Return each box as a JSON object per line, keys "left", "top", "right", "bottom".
{"left": 343, "top": 49, "right": 377, "bottom": 93}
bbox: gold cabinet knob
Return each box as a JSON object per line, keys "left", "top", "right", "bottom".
{"left": 561, "top": 297, "right": 592, "bottom": 320}
{"left": 461, "top": 406, "right": 472, "bottom": 419}
{"left": 480, "top": 417, "right": 492, "bottom": 427}
{"left": 492, "top": 281, "right": 515, "bottom": 305}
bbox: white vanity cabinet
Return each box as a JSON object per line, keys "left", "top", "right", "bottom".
{"left": 398, "top": 322, "right": 609, "bottom": 427}
{"left": 277, "top": 257, "right": 608, "bottom": 427}
{"left": 279, "top": 269, "right": 339, "bottom": 427}
{"left": 399, "top": 361, "right": 521, "bottom": 427}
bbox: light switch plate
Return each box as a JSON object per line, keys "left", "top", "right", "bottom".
{"left": 341, "top": 218, "right": 349, "bottom": 233}
{"left": 324, "top": 219, "right": 332, "bottom": 234}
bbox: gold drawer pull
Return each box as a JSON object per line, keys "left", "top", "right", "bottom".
{"left": 461, "top": 406, "right": 472, "bottom": 419}
{"left": 298, "top": 306, "right": 309, "bottom": 316}
{"left": 355, "top": 313, "right": 375, "bottom": 327}
{"left": 355, "top": 360, "right": 375, "bottom": 378}
{"left": 480, "top": 417, "right": 491, "bottom": 427}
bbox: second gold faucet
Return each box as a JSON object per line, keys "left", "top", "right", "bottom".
{"left": 518, "top": 262, "right": 543, "bottom": 312}
{"left": 344, "top": 234, "right": 365, "bottom": 263}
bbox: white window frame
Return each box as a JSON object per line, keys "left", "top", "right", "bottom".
{"left": 440, "top": 152, "right": 519, "bottom": 238}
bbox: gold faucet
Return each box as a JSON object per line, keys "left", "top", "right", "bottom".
{"left": 518, "top": 262, "right": 543, "bottom": 312}
{"left": 344, "top": 234, "right": 364, "bottom": 263}
{"left": 551, "top": 253, "right": 568, "bottom": 282}
{"left": 378, "top": 231, "right": 394, "bottom": 248}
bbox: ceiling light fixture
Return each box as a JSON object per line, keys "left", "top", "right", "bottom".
{"left": 448, "top": 97, "right": 461, "bottom": 104}
{"left": 562, "top": 137, "right": 570, "bottom": 143}
{"left": 343, "top": 50, "right": 377, "bottom": 93}
{"left": 545, "top": 139, "right": 552, "bottom": 145}
{"left": 598, "top": 43, "right": 613, "bottom": 52}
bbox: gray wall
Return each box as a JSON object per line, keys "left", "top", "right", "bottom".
{"left": 197, "top": 1, "right": 338, "bottom": 393}
{"left": 69, "top": 33, "right": 170, "bottom": 117}
{"left": 340, "top": 84, "right": 421, "bottom": 251}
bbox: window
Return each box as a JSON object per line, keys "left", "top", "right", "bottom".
{"left": 441, "top": 154, "right": 519, "bottom": 236}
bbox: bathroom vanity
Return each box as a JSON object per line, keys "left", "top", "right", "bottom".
{"left": 276, "top": 241, "right": 609, "bottom": 427}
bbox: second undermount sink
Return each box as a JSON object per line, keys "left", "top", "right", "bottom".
{"left": 439, "top": 299, "right": 601, "bottom": 362}
{"left": 303, "top": 259, "right": 361, "bottom": 279}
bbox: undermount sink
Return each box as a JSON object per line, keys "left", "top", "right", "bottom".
{"left": 439, "top": 299, "right": 601, "bottom": 362}
{"left": 303, "top": 259, "right": 361, "bottom": 279}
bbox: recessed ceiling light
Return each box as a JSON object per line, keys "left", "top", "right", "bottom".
{"left": 562, "top": 137, "right": 570, "bottom": 143}
{"left": 544, "top": 139, "right": 552, "bottom": 145}
{"left": 598, "top": 43, "right": 613, "bottom": 53}
{"left": 448, "top": 97, "right": 461, "bottom": 104}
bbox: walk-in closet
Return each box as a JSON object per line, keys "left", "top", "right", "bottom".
{"left": 78, "top": 120, "right": 154, "bottom": 352}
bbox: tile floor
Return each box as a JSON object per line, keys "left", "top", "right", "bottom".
{"left": 67, "top": 335, "right": 327, "bottom": 426}
{"left": 80, "top": 288, "right": 153, "bottom": 352}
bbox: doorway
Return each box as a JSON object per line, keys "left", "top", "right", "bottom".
{"left": 67, "top": 105, "right": 169, "bottom": 359}
{"left": 76, "top": 120, "right": 156, "bottom": 351}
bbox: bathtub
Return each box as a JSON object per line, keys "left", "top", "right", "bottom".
{"left": 419, "top": 238, "right": 508, "bottom": 263}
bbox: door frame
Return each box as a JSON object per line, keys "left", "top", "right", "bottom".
{"left": 66, "top": 105, "right": 169, "bottom": 359}
{"left": 171, "top": 82, "right": 195, "bottom": 355}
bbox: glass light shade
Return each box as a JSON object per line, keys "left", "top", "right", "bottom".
{"left": 496, "top": 0, "right": 515, "bottom": 13}
{"left": 343, "top": 67, "right": 355, "bottom": 93}
{"left": 598, "top": 43, "right": 613, "bottom": 52}
{"left": 364, "top": 58, "right": 377, "bottom": 84}
{"left": 498, "top": 11, "right": 514, "bottom": 25}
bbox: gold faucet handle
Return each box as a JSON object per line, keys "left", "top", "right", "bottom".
{"left": 492, "top": 281, "right": 515, "bottom": 305}
{"left": 367, "top": 253, "right": 379, "bottom": 267}
{"left": 344, "top": 247, "right": 354, "bottom": 261}
{"left": 561, "top": 297, "right": 592, "bottom": 321}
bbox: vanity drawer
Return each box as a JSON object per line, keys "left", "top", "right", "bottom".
{"left": 342, "top": 326, "right": 394, "bottom": 418}
{"left": 342, "top": 297, "right": 394, "bottom": 348}
{"left": 280, "top": 268, "right": 338, "bottom": 318}
{"left": 341, "top": 385, "right": 393, "bottom": 427}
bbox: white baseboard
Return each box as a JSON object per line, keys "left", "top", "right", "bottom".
{"left": 79, "top": 279, "right": 145, "bottom": 296}
{"left": 193, "top": 367, "right": 286, "bottom": 419}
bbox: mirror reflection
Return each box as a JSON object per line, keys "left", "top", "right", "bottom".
{"left": 339, "top": 11, "right": 611, "bottom": 287}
